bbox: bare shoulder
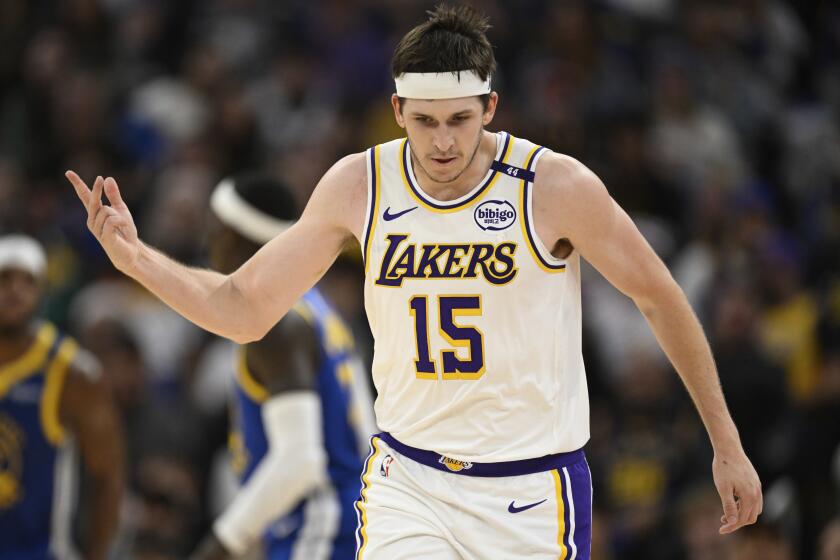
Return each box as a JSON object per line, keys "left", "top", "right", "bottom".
{"left": 532, "top": 151, "right": 613, "bottom": 242}
{"left": 305, "top": 151, "right": 369, "bottom": 241}
{"left": 533, "top": 151, "right": 607, "bottom": 201}
{"left": 60, "top": 345, "right": 110, "bottom": 426}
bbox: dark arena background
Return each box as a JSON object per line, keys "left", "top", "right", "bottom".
{"left": 1, "top": 1, "right": 838, "bottom": 559}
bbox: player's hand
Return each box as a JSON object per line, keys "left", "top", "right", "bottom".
{"left": 65, "top": 172, "right": 140, "bottom": 273}
{"left": 712, "top": 448, "right": 762, "bottom": 534}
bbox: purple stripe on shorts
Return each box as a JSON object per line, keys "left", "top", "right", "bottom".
{"left": 567, "top": 458, "right": 593, "bottom": 559}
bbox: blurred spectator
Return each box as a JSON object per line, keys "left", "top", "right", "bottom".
{"left": 731, "top": 522, "right": 796, "bottom": 560}
{"left": 819, "top": 517, "right": 840, "bottom": 560}
{"left": 711, "top": 282, "right": 793, "bottom": 482}
{"left": 677, "top": 484, "right": 737, "bottom": 560}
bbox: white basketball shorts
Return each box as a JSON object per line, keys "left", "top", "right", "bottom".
{"left": 354, "top": 433, "right": 592, "bottom": 559}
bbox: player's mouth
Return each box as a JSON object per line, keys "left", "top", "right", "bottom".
{"left": 431, "top": 156, "right": 457, "bottom": 166}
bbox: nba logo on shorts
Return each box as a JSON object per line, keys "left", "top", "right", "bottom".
{"left": 474, "top": 200, "right": 516, "bottom": 231}
{"left": 380, "top": 455, "right": 395, "bottom": 477}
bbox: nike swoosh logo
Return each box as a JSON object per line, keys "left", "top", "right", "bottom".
{"left": 508, "top": 499, "right": 548, "bottom": 513}
{"left": 383, "top": 206, "right": 418, "bottom": 221}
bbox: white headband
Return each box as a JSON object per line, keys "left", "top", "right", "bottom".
{"left": 394, "top": 70, "right": 491, "bottom": 99}
{"left": 210, "top": 179, "right": 294, "bottom": 245}
{"left": 0, "top": 235, "right": 47, "bottom": 277}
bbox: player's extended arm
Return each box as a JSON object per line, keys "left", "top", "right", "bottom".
{"left": 535, "top": 153, "right": 762, "bottom": 535}
{"left": 190, "top": 312, "right": 325, "bottom": 560}
{"left": 65, "top": 154, "right": 366, "bottom": 343}
{"left": 60, "top": 354, "right": 124, "bottom": 560}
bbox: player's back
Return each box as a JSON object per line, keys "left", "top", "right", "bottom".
{"left": 0, "top": 322, "right": 78, "bottom": 560}
{"left": 230, "top": 288, "right": 375, "bottom": 559}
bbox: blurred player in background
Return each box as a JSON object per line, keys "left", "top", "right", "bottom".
{"left": 66, "top": 5, "right": 763, "bottom": 558}
{"left": 0, "top": 234, "right": 123, "bottom": 560}
{"left": 189, "top": 175, "right": 376, "bottom": 560}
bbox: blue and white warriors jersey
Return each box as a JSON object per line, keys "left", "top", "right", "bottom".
{"left": 361, "top": 131, "right": 589, "bottom": 462}
{"left": 230, "top": 288, "right": 376, "bottom": 560}
{"left": 0, "top": 322, "right": 79, "bottom": 560}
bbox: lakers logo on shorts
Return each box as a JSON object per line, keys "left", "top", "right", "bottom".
{"left": 438, "top": 455, "right": 473, "bottom": 472}
{"left": 0, "top": 414, "right": 25, "bottom": 509}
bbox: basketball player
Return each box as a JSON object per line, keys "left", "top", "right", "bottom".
{"left": 66, "top": 5, "right": 762, "bottom": 558}
{"left": 189, "top": 175, "right": 375, "bottom": 560}
{"left": 0, "top": 234, "right": 123, "bottom": 559}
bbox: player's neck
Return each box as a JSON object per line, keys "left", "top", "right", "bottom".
{"left": 410, "top": 130, "right": 497, "bottom": 201}
{"left": 0, "top": 322, "right": 37, "bottom": 365}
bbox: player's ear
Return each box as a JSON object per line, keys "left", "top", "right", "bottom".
{"left": 391, "top": 94, "right": 406, "bottom": 129}
{"left": 482, "top": 92, "right": 498, "bottom": 126}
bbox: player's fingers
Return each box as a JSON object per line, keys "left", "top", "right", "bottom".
{"left": 737, "top": 480, "right": 762, "bottom": 528}
{"left": 718, "top": 486, "right": 740, "bottom": 534}
{"left": 103, "top": 176, "right": 127, "bottom": 210}
{"left": 93, "top": 206, "right": 119, "bottom": 239}
{"left": 90, "top": 175, "right": 104, "bottom": 209}
{"left": 101, "top": 212, "right": 124, "bottom": 240}
{"left": 747, "top": 485, "right": 763, "bottom": 524}
{"left": 65, "top": 170, "right": 91, "bottom": 206}
{"left": 85, "top": 177, "right": 104, "bottom": 230}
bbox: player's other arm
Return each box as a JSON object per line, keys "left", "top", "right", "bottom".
{"left": 64, "top": 154, "right": 366, "bottom": 344}
{"left": 535, "top": 153, "right": 762, "bottom": 534}
{"left": 191, "top": 313, "right": 324, "bottom": 560}
{"left": 60, "top": 352, "right": 124, "bottom": 560}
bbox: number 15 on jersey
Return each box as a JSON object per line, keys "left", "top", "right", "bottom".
{"left": 409, "top": 295, "right": 486, "bottom": 380}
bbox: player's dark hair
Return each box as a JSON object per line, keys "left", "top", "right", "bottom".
{"left": 391, "top": 4, "right": 496, "bottom": 110}
{"left": 231, "top": 173, "right": 298, "bottom": 221}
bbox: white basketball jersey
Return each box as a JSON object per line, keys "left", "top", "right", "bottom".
{"left": 361, "top": 131, "right": 589, "bottom": 462}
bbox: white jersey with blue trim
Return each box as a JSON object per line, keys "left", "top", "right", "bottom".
{"left": 360, "top": 131, "right": 589, "bottom": 463}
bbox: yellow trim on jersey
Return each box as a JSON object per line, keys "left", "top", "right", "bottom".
{"left": 291, "top": 300, "right": 316, "bottom": 326}
{"left": 519, "top": 146, "right": 567, "bottom": 274}
{"left": 236, "top": 349, "right": 269, "bottom": 404}
{"left": 363, "top": 145, "right": 382, "bottom": 274}
{"left": 553, "top": 469, "right": 569, "bottom": 559}
{"left": 399, "top": 134, "right": 515, "bottom": 214}
{"left": 0, "top": 323, "right": 57, "bottom": 399}
{"left": 40, "top": 338, "right": 78, "bottom": 446}
{"left": 356, "top": 436, "right": 382, "bottom": 560}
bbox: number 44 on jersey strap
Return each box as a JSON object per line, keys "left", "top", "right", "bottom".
{"left": 408, "top": 295, "right": 486, "bottom": 380}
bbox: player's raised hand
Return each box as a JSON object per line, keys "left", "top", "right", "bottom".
{"left": 66, "top": 172, "right": 140, "bottom": 273}
{"left": 713, "top": 449, "right": 762, "bottom": 534}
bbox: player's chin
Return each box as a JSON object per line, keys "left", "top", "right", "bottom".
{"left": 428, "top": 164, "right": 465, "bottom": 183}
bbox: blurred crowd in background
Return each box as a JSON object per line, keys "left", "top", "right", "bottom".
{"left": 1, "top": 0, "right": 839, "bottom": 558}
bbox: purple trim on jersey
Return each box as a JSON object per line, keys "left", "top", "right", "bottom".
{"left": 490, "top": 159, "right": 535, "bottom": 182}
{"left": 401, "top": 132, "right": 511, "bottom": 211}
{"left": 378, "top": 432, "right": 585, "bottom": 477}
{"left": 521, "top": 146, "right": 566, "bottom": 271}
{"left": 361, "top": 147, "right": 378, "bottom": 266}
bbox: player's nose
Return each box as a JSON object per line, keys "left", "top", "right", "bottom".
{"left": 432, "top": 129, "right": 455, "bottom": 153}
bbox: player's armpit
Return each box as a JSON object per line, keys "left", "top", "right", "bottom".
{"left": 534, "top": 153, "right": 674, "bottom": 305}
{"left": 60, "top": 359, "right": 125, "bottom": 560}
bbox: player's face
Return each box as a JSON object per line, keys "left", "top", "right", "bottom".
{"left": 393, "top": 94, "right": 498, "bottom": 184}
{"left": 0, "top": 268, "right": 41, "bottom": 333}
